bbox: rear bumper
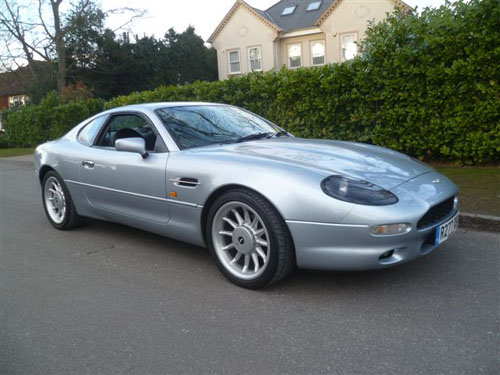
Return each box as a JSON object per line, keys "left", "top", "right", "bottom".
{"left": 286, "top": 210, "right": 458, "bottom": 270}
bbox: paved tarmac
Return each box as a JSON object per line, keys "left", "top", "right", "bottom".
{"left": 1, "top": 156, "right": 499, "bottom": 374}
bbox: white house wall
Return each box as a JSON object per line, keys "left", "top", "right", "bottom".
{"left": 211, "top": 6, "right": 279, "bottom": 80}
{"left": 320, "top": 0, "right": 397, "bottom": 63}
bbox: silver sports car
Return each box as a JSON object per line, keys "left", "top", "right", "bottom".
{"left": 34, "top": 102, "right": 459, "bottom": 288}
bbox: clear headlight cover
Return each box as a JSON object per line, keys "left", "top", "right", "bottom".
{"left": 321, "top": 175, "right": 398, "bottom": 206}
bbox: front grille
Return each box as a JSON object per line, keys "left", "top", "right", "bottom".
{"left": 417, "top": 197, "right": 455, "bottom": 229}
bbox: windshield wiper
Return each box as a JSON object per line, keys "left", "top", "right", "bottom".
{"left": 235, "top": 132, "right": 274, "bottom": 143}
{"left": 272, "top": 130, "right": 289, "bottom": 137}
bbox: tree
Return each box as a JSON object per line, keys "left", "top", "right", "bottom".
{"left": 79, "top": 27, "right": 218, "bottom": 99}
{"left": 0, "top": 0, "right": 94, "bottom": 92}
{"left": 1, "top": 1, "right": 217, "bottom": 101}
{"left": 80, "top": 30, "right": 144, "bottom": 99}
{"left": 0, "top": 0, "right": 144, "bottom": 94}
{"left": 64, "top": 0, "right": 105, "bottom": 72}
{"left": 160, "top": 27, "right": 218, "bottom": 85}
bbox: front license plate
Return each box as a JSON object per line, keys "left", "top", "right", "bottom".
{"left": 435, "top": 213, "right": 459, "bottom": 245}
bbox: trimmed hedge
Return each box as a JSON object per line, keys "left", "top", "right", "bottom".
{"left": 1, "top": 0, "right": 499, "bottom": 164}
{"left": 1, "top": 93, "right": 104, "bottom": 148}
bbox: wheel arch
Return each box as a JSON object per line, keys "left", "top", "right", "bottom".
{"left": 39, "top": 165, "right": 56, "bottom": 185}
{"left": 200, "top": 184, "right": 290, "bottom": 247}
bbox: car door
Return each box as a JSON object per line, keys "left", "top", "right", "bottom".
{"left": 79, "top": 112, "right": 170, "bottom": 224}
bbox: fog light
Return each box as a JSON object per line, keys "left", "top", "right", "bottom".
{"left": 379, "top": 249, "right": 395, "bottom": 260}
{"left": 370, "top": 223, "right": 411, "bottom": 236}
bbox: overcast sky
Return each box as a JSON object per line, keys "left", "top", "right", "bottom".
{"left": 103, "top": 0, "right": 448, "bottom": 42}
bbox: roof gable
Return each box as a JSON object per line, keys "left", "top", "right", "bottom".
{"left": 265, "top": 0, "right": 334, "bottom": 32}
{"left": 207, "top": 0, "right": 281, "bottom": 43}
{"left": 315, "top": 0, "right": 412, "bottom": 26}
{"left": 208, "top": 0, "right": 413, "bottom": 44}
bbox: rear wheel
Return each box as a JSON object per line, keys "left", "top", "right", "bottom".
{"left": 207, "top": 188, "right": 295, "bottom": 289}
{"left": 42, "top": 171, "right": 84, "bottom": 230}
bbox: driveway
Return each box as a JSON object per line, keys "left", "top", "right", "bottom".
{"left": 1, "top": 156, "right": 499, "bottom": 374}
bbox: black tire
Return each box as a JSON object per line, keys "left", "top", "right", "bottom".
{"left": 206, "top": 188, "right": 295, "bottom": 289}
{"left": 42, "top": 170, "right": 84, "bottom": 230}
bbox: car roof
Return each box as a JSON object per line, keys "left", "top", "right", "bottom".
{"left": 105, "top": 102, "right": 225, "bottom": 113}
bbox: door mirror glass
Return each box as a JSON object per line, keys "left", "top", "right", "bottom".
{"left": 115, "top": 137, "right": 148, "bottom": 158}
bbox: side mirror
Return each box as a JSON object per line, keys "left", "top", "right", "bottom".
{"left": 115, "top": 137, "right": 149, "bottom": 158}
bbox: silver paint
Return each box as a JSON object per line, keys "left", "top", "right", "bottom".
{"left": 34, "top": 102, "right": 459, "bottom": 271}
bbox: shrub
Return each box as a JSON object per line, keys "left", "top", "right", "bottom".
{"left": 2, "top": 97, "right": 104, "bottom": 147}
{"left": 2, "top": 0, "right": 499, "bottom": 164}
{"left": 60, "top": 82, "right": 94, "bottom": 102}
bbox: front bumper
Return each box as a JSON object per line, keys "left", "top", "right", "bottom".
{"left": 286, "top": 170, "right": 459, "bottom": 271}
{"left": 287, "top": 210, "right": 458, "bottom": 270}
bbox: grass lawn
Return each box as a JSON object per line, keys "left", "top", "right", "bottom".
{"left": 434, "top": 166, "right": 500, "bottom": 217}
{"left": 0, "top": 147, "right": 35, "bottom": 158}
{"left": 0, "top": 146, "right": 497, "bottom": 216}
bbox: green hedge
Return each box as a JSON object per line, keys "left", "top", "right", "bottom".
{"left": 2, "top": 0, "right": 499, "bottom": 164}
{"left": 1, "top": 93, "right": 104, "bottom": 148}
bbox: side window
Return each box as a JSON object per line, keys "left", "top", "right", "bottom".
{"left": 288, "top": 44, "right": 302, "bottom": 68}
{"left": 96, "top": 114, "right": 158, "bottom": 152}
{"left": 77, "top": 115, "right": 107, "bottom": 146}
{"left": 248, "top": 46, "right": 262, "bottom": 72}
{"left": 228, "top": 49, "right": 241, "bottom": 74}
{"left": 341, "top": 33, "right": 357, "bottom": 61}
{"left": 311, "top": 40, "right": 325, "bottom": 66}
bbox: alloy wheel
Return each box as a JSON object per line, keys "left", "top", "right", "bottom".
{"left": 211, "top": 201, "right": 270, "bottom": 280}
{"left": 44, "top": 176, "right": 67, "bottom": 224}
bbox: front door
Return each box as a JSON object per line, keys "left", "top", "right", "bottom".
{"left": 79, "top": 113, "right": 170, "bottom": 224}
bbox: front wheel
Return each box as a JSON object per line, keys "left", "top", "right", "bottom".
{"left": 206, "top": 188, "right": 295, "bottom": 289}
{"left": 42, "top": 171, "right": 84, "bottom": 230}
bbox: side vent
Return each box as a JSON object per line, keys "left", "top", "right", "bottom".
{"left": 170, "top": 177, "right": 200, "bottom": 188}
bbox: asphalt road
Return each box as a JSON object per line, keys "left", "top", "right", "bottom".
{"left": 1, "top": 156, "right": 499, "bottom": 375}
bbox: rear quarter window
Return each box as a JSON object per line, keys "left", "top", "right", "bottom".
{"left": 77, "top": 116, "right": 108, "bottom": 146}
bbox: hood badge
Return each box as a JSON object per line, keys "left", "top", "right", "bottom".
{"left": 432, "top": 178, "right": 440, "bottom": 184}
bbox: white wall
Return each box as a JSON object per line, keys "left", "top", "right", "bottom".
{"left": 320, "top": 0, "right": 397, "bottom": 63}
{"left": 211, "top": 5, "right": 279, "bottom": 80}
{"left": 212, "top": 0, "right": 400, "bottom": 78}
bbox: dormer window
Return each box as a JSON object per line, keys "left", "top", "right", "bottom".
{"left": 307, "top": 1, "right": 322, "bottom": 11}
{"left": 281, "top": 6, "right": 296, "bottom": 16}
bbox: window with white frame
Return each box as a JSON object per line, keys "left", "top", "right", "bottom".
{"left": 8, "top": 95, "right": 28, "bottom": 108}
{"left": 311, "top": 40, "right": 325, "bottom": 66}
{"left": 341, "top": 33, "right": 357, "bottom": 61}
{"left": 248, "top": 46, "right": 262, "bottom": 72}
{"left": 288, "top": 44, "right": 302, "bottom": 68}
{"left": 228, "top": 49, "right": 241, "bottom": 74}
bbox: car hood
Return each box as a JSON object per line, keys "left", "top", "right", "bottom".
{"left": 196, "top": 138, "right": 431, "bottom": 190}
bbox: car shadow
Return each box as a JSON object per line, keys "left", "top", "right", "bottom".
{"left": 80, "top": 218, "right": 212, "bottom": 261}
{"left": 77, "top": 218, "right": 453, "bottom": 296}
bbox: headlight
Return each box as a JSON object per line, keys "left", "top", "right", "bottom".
{"left": 321, "top": 175, "right": 398, "bottom": 205}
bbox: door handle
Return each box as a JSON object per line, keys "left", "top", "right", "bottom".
{"left": 82, "top": 160, "right": 95, "bottom": 169}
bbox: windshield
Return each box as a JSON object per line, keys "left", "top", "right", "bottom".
{"left": 156, "top": 105, "right": 282, "bottom": 150}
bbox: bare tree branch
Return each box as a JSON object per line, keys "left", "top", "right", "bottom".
{"left": 38, "top": 0, "right": 54, "bottom": 39}
{"left": 1, "top": 0, "right": 146, "bottom": 93}
{"left": 105, "top": 7, "right": 147, "bottom": 33}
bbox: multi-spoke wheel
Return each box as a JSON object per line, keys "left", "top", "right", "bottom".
{"left": 44, "top": 176, "right": 66, "bottom": 224}
{"left": 212, "top": 201, "right": 270, "bottom": 279}
{"left": 42, "top": 171, "right": 83, "bottom": 230}
{"left": 207, "top": 188, "right": 295, "bottom": 289}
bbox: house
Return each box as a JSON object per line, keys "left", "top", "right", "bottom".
{"left": 208, "top": 0, "right": 411, "bottom": 80}
{"left": 0, "top": 70, "right": 30, "bottom": 110}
